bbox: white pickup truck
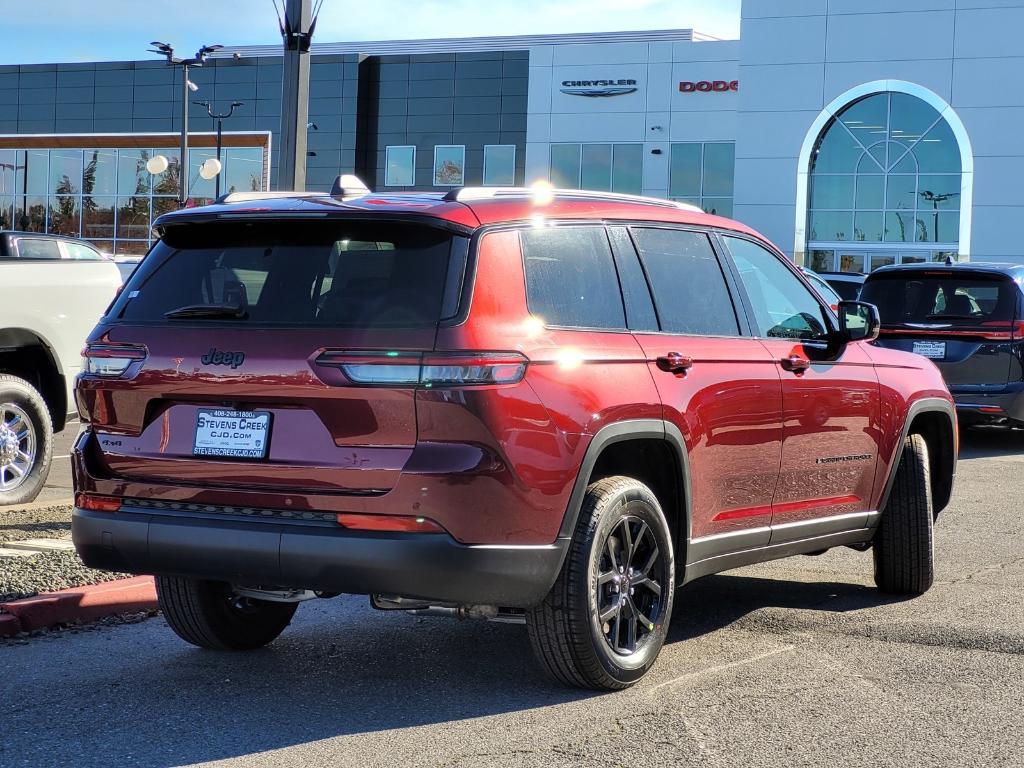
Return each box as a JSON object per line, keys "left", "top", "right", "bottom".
{"left": 1, "top": 232, "right": 122, "bottom": 505}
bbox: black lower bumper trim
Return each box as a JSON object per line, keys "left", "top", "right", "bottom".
{"left": 72, "top": 506, "right": 568, "bottom": 608}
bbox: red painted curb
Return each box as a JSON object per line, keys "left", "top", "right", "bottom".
{"left": 0, "top": 576, "right": 157, "bottom": 633}
{"left": 0, "top": 613, "right": 21, "bottom": 637}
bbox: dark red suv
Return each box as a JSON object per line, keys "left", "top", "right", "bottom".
{"left": 72, "top": 184, "right": 957, "bottom": 689}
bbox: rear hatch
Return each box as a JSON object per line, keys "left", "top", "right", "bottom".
{"left": 861, "top": 268, "right": 1021, "bottom": 388}
{"left": 77, "top": 217, "right": 469, "bottom": 495}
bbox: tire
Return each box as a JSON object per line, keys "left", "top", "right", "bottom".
{"left": 526, "top": 476, "right": 675, "bottom": 690}
{"left": 156, "top": 576, "right": 298, "bottom": 650}
{"left": 873, "top": 433, "right": 934, "bottom": 595}
{"left": 0, "top": 375, "right": 53, "bottom": 506}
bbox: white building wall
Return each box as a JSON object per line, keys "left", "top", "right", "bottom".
{"left": 525, "top": 40, "right": 739, "bottom": 199}
{"left": 734, "top": 0, "right": 1024, "bottom": 263}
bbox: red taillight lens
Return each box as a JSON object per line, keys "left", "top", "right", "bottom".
{"left": 336, "top": 513, "right": 445, "bottom": 533}
{"left": 75, "top": 493, "right": 121, "bottom": 512}
{"left": 315, "top": 351, "right": 528, "bottom": 387}
{"left": 82, "top": 343, "right": 148, "bottom": 377}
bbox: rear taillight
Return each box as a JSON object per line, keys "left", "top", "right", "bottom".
{"left": 82, "top": 343, "right": 147, "bottom": 377}
{"left": 336, "top": 513, "right": 445, "bottom": 533}
{"left": 316, "top": 351, "right": 527, "bottom": 387}
{"left": 982, "top": 320, "right": 1024, "bottom": 340}
{"left": 75, "top": 493, "right": 121, "bottom": 512}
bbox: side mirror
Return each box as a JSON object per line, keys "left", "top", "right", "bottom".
{"left": 838, "top": 300, "right": 880, "bottom": 343}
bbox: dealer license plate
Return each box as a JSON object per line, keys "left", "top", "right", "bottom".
{"left": 912, "top": 341, "right": 946, "bottom": 360}
{"left": 193, "top": 409, "right": 271, "bottom": 459}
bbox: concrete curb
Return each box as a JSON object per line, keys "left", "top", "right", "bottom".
{"left": 2, "top": 497, "right": 75, "bottom": 513}
{"left": 0, "top": 576, "right": 157, "bottom": 636}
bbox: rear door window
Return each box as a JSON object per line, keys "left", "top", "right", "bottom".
{"left": 631, "top": 227, "right": 739, "bottom": 336}
{"left": 520, "top": 226, "right": 626, "bottom": 330}
{"left": 63, "top": 242, "right": 104, "bottom": 261}
{"left": 861, "top": 272, "right": 1017, "bottom": 327}
{"left": 14, "top": 238, "right": 61, "bottom": 260}
{"left": 109, "top": 221, "right": 466, "bottom": 327}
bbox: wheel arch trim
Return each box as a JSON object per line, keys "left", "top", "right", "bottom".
{"left": 877, "top": 397, "right": 956, "bottom": 519}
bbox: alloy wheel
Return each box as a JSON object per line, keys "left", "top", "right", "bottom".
{"left": 0, "top": 403, "right": 36, "bottom": 492}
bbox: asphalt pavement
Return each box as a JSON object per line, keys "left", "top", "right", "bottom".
{"left": 2, "top": 428, "right": 1023, "bottom": 768}
{"left": 33, "top": 423, "right": 78, "bottom": 507}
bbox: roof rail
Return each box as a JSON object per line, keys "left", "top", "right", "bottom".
{"left": 442, "top": 186, "right": 703, "bottom": 212}
{"left": 215, "top": 174, "right": 372, "bottom": 205}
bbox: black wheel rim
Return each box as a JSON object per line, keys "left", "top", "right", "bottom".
{"left": 596, "top": 513, "right": 665, "bottom": 656}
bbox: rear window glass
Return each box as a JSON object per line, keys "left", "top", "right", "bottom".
{"left": 521, "top": 226, "right": 626, "bottom": 330}
{"left": 108, "top": 221, "right": 465, "bottom": 327}
{"left": 14, "top": 238, "right": 61, "bottom": 260}
{"left": 861, "top": 272, "right": 1017, "bottom": 326}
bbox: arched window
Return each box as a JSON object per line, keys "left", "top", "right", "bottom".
{"left": 806, "top": 92, "right": 963, "bottom": 271}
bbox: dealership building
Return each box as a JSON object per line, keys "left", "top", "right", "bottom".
{"left": 2, "top": 0, "right": 1021, "bottom": 269}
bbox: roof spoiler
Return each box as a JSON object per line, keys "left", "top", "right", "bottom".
{"left": 331, "top": 174, "right": 371, "bottom": 198}
{"left": 215, "top": 175, "right": 372, "bottom": 205}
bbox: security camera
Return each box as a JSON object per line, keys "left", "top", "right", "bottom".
{"left": 233, "top": 52, "right": 241, "bottom": 61}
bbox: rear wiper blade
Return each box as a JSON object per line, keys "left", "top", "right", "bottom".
{"left": 164, "top": 303, "right": 248, "bottom": 320}
{"left": 924, "top": 314, "right": 978, "bottom": 321}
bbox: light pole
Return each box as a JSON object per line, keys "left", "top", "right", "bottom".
{"left": 919, "top": 190, "right": 960, "bottom": 243}
{"left": 194, "top": 100, "right": 243, "bottom": 198}
{"left": 147, "top": 41, "right": 222, "bottom": 206}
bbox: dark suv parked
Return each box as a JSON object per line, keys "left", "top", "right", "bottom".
{"left": 861, "top": 262, "right": 1024, "bottom": 426}
{"left": 72, "top": 184, "right": 957, "bottom": 689}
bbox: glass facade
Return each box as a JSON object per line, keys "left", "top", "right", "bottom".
{"left": 669, "top": 142, "right": 735, "bottom": 217}
{"left": 807, "top": 92, "right": 962, "bottom": 270}
{"left": 549, "top": 143, "right": 643, "bottom": 195}
{"left": 0, "top": 146, "right": 264, "bottom": 254}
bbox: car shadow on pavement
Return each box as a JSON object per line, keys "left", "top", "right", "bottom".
{"left": 957, "top": 426, "right": 1024, "bottom": 460}
{"left": 667, "top": 572, "right": 909, "bottom": 644}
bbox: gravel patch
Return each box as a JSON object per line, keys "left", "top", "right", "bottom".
{"left": 0, "top": 504, "right": 74, "bottom": 543}
{"left": 0, "top": 550, "right": 128, "bottom": 603}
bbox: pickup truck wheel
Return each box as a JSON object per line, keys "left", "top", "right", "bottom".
{"left": 0, "top": 375, "right": 53, "bottom": 506}
{"left": 873, "top": 433, "right": 934, "bottom": 595}
{"left": 526, "top": 476, "right": 675, "bottom": 690}
{"left": 156, "top": 576, "right": 298, "bottom": 650}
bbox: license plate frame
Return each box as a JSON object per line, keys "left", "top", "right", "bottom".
{"left": 912, "top": 340, "right": 946, "bottom": 360}
{"left": 193, "top": 408, "right": 272, "bottom": 460}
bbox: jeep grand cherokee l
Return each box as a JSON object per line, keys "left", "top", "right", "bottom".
{"left": 72, "top": 183, "right": 957, "bottom": 690}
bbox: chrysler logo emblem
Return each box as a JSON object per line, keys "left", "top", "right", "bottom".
{"left": 560, "top": 79, "right": 638, "bottom": 97}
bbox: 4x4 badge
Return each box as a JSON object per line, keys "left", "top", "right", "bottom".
{"left": 201, "top": 348, "right": 246, "bottom": 369}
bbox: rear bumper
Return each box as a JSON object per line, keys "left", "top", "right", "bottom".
{"left": 72, "top": 506, "right": 568, "bottom": 608}
{"left": 950, "top": 384, "right": 1024, "bottom": 423}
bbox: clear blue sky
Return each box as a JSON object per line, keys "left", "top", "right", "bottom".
{"left": 9, "top": 0, "right": 741, "bottom": 65}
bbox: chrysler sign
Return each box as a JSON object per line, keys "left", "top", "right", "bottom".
{"left": 679, "top": 80, "right": 738, "bottom": 93}
{"left": 560, "top": 78, "right": 638, "bottom": 97}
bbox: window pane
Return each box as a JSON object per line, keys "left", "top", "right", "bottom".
{"left": 48, "top": 195, "right": 81, "bottom": 236}
{"left": 633, "top": 228, "right": 739, "bottom": 336}
{"left": 701, "top": 197, "right": 733, "bottom": 218}
{"left": 83, "top": 149, "right": 117, "bottom": 196}
{"left": 520, "top": 226, "right": 625, "bottom": 330}
{"left": 611, "top": 144, "right": 642, "bottom": 195}
{"left": 918, "top": 176, "right": 960, "bottom": 209}
{"left": 118, "top": 150, "right": 152, "bottom": 195}
{"left": 50, "top": 149, "right": 82, "bottom": 196}
{"left": 15, "top": 196, "right": 46, "bottom": 232}
{"left": 83, "top": 196, "right": 116, "bottom": 239}
{"left": 855, "top": 174, "right": 884, "bottom": 209}
{"left": 809, "top": 210, "right": 852, "bottom": 242}
{"left": 838, "top": 94, "right": 889, "bottom": 145}
{"left": 0, "top": 150, "right": 15, "bottom": 195}
{"left": 854, "top": 211, "right": 884, "bottom": 242}
{"left": 917, "top": 211, "right": 959, "bottom": 243}
{"left": 483, "top": 145, "right": 515, "bottom": 186}
{"left": 188, "top": 148, "right": 218, "bottom": 199}
{"left": 117, "top": 196, "right": 151, "bottom": 239}
{"left": 702, "top": 142, "right": 734, "bottom": 196}
{"left": 870, "top": 253, "right": 896, "bottom": 271}
{"left": 115, "top": 240, "right": 151, "bottom": 256}
{"left": 915, "top": 119, "right": 960, "bottom": 173}
{"left": 724, "top": 236, "right": 829, "bottom": 340}
{"left": 224, "top": 147, "right": 264, "bottom": 194}
{"left": 813, "top": 123, "right": 863, "bottom": 173}
{"left": 884, "top": 211, "right": 915, "bottom": 243}
{"left": 838, "top": 253, "right": 864, "bottom": 273}
{"left": 385, "top": 146, "right": 415, "bottom": 187}
{"left": 15, "top": 238, "right": 61, "bottom": 260}
{"left": 808, "top": 249, "right": 835, "bottom": 272}
{"left": 669, "top": 143, "right": 702, "bottom": 197}
{"left": 0, "top": 196, "right": 11, "bottom": 230}
{"left": 22, "top": 150, "right": 49, "bottom": 195}
{"left": 550, "top": 144, "right": 581, "bottom": 189}
{"left": 152, "top": 196, "right": 178, "bottom": 222}
{"left": 433, "top": 145, "right": 465, "bottom": 186}
{"left": 888, "top": 92, "right": 940, "bottom": 146}
{"left": 810, "top": 175, "right": 854, "bottom": 209}
{"left": 65, "top": 242, "right": 103, "bottom": 261}
{"left": 607, "top": 227, "right": 658, "bottom": 332}
{"left": 581, "top": 144, "right": 611, "bottom": 192}
{"left": 886, "top": 175, "right": 916, "bottom": 210}
{"left": 151, "top": 150, "right": 181, "bottom": 198}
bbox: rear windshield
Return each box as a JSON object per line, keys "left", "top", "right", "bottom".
{"left": 825, "top": 278, "right": 861, "bottom": 302}
{"left": 860, "top": 271, "right": 1018, "bottom": 327}
{"left": 108, "top": 220, "right": 466, "bottom": 327}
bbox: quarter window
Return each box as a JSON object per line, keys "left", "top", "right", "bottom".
{"left": 64, "top": 242, "right": 104, "bottom": 261}
{"left": 385, "top": 146, "right": 415, "bottom": 187}
{"left": 14, "top": 238, "right": 61, "bottom": 260}
{"left": 521, "top": 226, "right": 626, "bottom": 330}
{"left": 632, "top": 228, "right": 739, "bottom": 336}
{"left": 723, "top": 236, "right": 830, "bottom": 340}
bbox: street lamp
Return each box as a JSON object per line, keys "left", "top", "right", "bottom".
{"left": 919, "top": 190, "right": 960, "bottom": 244}
{"left": 146, "top": 41, "right": 223, "bottom": 207}
{"left": 194, "top": 100, "right": 243, "bottom": 198}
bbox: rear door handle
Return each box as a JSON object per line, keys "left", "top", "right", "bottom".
{"left": 779, "top": 354, "right": 811, "bottom": 373}
{"left": 656, "top": 352, "right": 693, "bottom": 374}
